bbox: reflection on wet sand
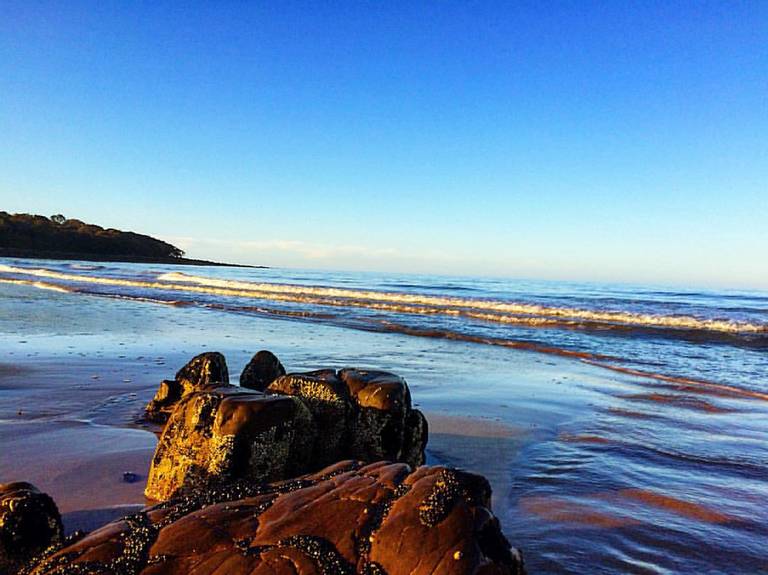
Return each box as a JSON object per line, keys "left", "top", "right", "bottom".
{"left": 619, "top": 392, "right": 734, "bottom": 413}
{"left": 519, "top": 495, "right": 640, "bottom": 529}
{"left": 519, "top": 488, "right": 733, "bottom": 529}
{"left": 558, "top": 432, "right": 611, "bottom": 444}
{"left": 618, "top": 489, "right": 733, "bottom": 524}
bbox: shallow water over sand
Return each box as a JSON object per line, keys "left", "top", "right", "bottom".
{"left": 0, "top": 259, "right": 766, "bottom": 573}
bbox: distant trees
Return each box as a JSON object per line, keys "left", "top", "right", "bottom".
{"left": 0, "top": 212, "right": 185, "bottom": 259}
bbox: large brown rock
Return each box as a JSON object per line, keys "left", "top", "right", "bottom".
{"left": 268, "top": 368, "right": 428, "bottom": 469}
{"left": 146, "top": 386, "right": 314, "bottom": 501}
{"left": 239, "top": 350, "right": 286, "bottom": 391}
{"left": 24, "top": 462, "right": 525, "bottom": 575}
{"left": 145, "top": 352, "right": 229, "bottom": 423}
{"left": 268, "top": 370, "right": 352, "bottom": 466}
{"left": 339, "top": 369, "right": 424, "bottom": 465}
{"left": 0, "top": 482, "right": 62, "bottom": 575}
{"left": 144, "top": 355, "right": 428, "bottom": 501}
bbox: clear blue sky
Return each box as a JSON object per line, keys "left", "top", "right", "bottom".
{"left": 1, "top": 2, "right": 766, "bottom": 287}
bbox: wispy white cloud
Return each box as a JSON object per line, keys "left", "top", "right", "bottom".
{"left": 167, "top": 236, "right": 400, "bottom": 260}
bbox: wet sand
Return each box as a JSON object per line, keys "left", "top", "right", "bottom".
{"left": 0, "top": 353, "right": 528, "bottom": 536}
{"left": 426, "top": 414, "right": 529, "bottom": 510}
{"left": 0, "top": 355, "right": 160, "bottom": 532}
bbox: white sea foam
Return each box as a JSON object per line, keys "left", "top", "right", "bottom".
{"left": 0, "top": 264, "right": 765, "bottom": 335}
{"left": 0, "top": 276, "right": 75, "bottom": 294}
{"left": 157, "top": 271, "right": 767, "bottom": 334}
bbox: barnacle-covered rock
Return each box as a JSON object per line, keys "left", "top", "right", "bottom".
{"left": 24, "top": 462, "right": 525, "bottom": 575}
{"left": 400, "top": 408, "right": 429, "bottom": 468}
{"left": 145, "top": 352, "right": 229, "bottom": 423}
{"left": 145, "top": 387, "right": 314, "bottom": 501}
{"left": 177, "top": 351, "right": 230, "bottom": 388}
{"left": 0, "top": 482, "right": 62, "bottom": 575}
{"left": 339, "top": 369, "right": 425, "bottom": 467}
{"left": 239, "top": 350, "right": 286, "bottom": 391}
{"left": 268, "top": 370, "right": 352, "bottom": 466}
{"left": 144, "top": 355, "right": 429, "bottom": 500}
{"left": 268, "top": 368, "right": 428, "bottom": 469}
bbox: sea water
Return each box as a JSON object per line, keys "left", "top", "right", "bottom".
{"left": 1, "top": 258, "right": 766, "bottom": 573}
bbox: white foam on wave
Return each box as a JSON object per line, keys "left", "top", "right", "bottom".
{"left": 158, "top": 271, "right": 767, "bottom": 335}
{"left": 1, "top": 264, "right": 765, "bottom": 335}
{"left": 68, "top": 263, "right": 105, "bottom": 271}
{"left": 0, "top": 276, "right": 75, "bottom": 294}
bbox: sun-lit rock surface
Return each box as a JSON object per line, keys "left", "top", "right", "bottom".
{"left": 145, "top": 354, "right": 428, "bottom": 501}
{"left": 338, "top": 368, "right": 426, "bottom": 465}
{"left": 23, "top": 462, "right": 525, "bottom": 575}
{"left": 268, "top": 369, "right": 355, "bottom": 466}
{"left": 144, "top": 352, "right": 229, "bottom": 423}
{"left": 145, "top": 386, "right": 315, "bottom": 501}
{"left": 266, "top": 367, "right": 428, "bottom": 469}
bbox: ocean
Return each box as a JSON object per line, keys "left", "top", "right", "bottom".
{"left": 1, "top": 258, "right": 767, "bottom": 573}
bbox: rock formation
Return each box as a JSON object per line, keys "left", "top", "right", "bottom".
{"left": 144, "top": 352, "right": 229, "bottom": 423}
{"left": 145, "top": 365, "right": 428, "bottom": 500}
{"left": 145, "top": 386, "right": 315, "bottom": 501}
{"left": 338, "top": 369, "right": 425, "bottom": 466}
{"left": 0, "top": 482, "right": 62, "bottom": 575}
{"left": 239, "top": 350, "right": 286, "bottom": 391}
{"left": 144, "top": 353, "right": 428, "bottom": 500}
{"left": 11, "top": 351, "right": 527, "bottom": 573}
{"left": 22, "top": 461, "right": 525, "bottom": 575}
{"left": 268, "top": 369, "right": 355, "bottom": 466}
{"left": 267, "top": 369, "right": 428, "bottom": 468}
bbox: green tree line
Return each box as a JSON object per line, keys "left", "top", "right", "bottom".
{"left": 0, "top": 212, "right": 185, "bottom": 259}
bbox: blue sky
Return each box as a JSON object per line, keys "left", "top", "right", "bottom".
{"left": 1, "top": 2, "right": 766, "bottom": 287}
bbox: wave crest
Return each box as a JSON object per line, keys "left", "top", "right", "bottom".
{"left": 1, "top": 264, "right": 765, "bottom": 336}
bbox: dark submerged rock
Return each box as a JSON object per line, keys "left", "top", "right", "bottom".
{"left": 239, "top": 350, "right": 286, "bottom": 391}
{"left": 145, "top": 352, "right": 229, "bottom": 423}
{"left": 0, "top": 482, "right": 62, "bottom": 575}
{"left": 24, "top": 462, "right": 525, "bottom": 575}
{"left": 123, "top": 472, "right": 139, "bottom": 484}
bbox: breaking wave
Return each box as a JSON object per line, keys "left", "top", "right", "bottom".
{"left": 1, "top": 264, "right": 766, "bottom": 338}
{"left": 0, "top": 277, "right": 76, "bottom": 294}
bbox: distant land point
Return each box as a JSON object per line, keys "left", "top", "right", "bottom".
{"left": 0, "top": 211, "right": 260, "bottom": 268}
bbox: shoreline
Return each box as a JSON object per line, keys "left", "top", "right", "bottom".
{"left": 0, "top": 249, "right": 263, "bottom": 268}
{"left": 2, "top": 277, "right": 766, "bottom": 573}
{"left": 0, "top": 350, "right": 531, "bottom": 533}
